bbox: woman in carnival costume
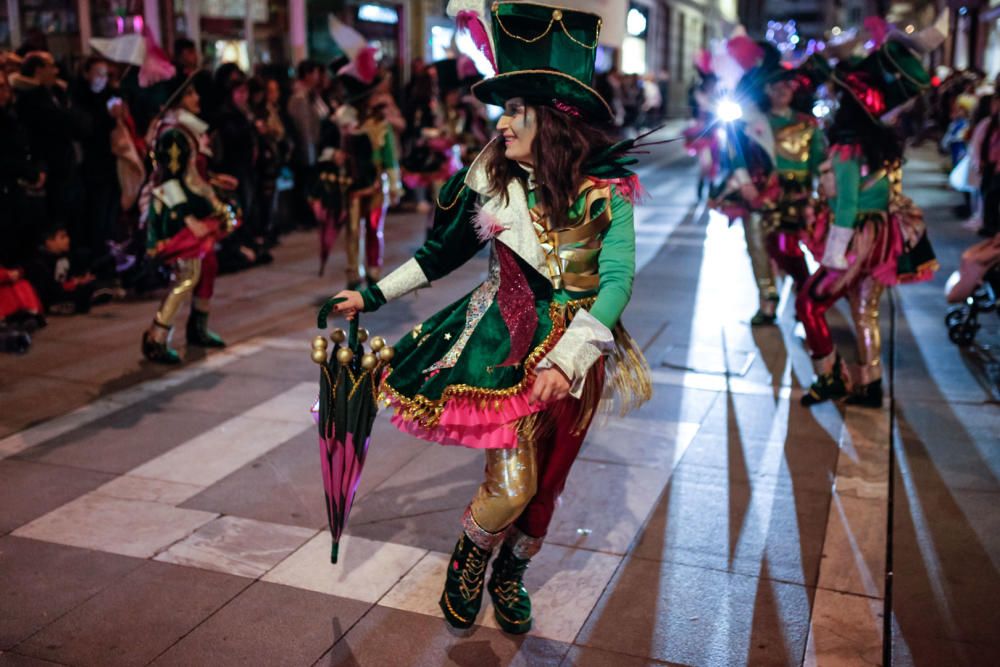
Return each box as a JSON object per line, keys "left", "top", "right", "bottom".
{"left": 332, "top": 1, "right": 651, "bottom": 633}
{"left": 140, "top": 74, "right": 238, "bottom": 364}
{"left": 798, "top": 40, "right": 938, "bottom": 407}
{"left": 335, "top": 49, "right": 403, "bottom": 290}
{"left": 683, "top": 50, "right": 720, "bottom": 201}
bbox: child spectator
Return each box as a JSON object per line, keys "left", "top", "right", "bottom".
{"left": 24, "top": 225, "right": 111, "bottom": 314}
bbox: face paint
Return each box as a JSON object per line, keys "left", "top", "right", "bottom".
{"left": 496, "top": 97, "right": 537, "bottom": 164}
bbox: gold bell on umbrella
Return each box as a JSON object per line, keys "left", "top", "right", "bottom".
{"left": 357, "top": 327, "right": 369, "bottom": 343}
{"left": 311, "top": 336, "right": 328, "bottom": 364}
{"left": 378, "top": 346, "right": 395, "bottom": 362}
{"left": 369, "top": 335, "right": 385, "bottom": 352}
{"left": 330, "top": 328, "right": 346, "bottom": 344}
{"left": 336, "top": 347, "right": 354, "bottom": 365}
{"left": 360, "top": 353, "right": 378, "bottom": 370}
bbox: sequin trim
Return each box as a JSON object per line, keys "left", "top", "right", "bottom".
{"left": 505, "top": 526, "right": 544, "bottom": 559}
{"left": 463, "top": 505, "right": 506, "bottom": 551}
{"left": 425, "top": 254, "right": 500, "bottom": 373}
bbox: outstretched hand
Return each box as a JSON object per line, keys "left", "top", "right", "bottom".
{"left": 332, "top": 290, "right": 364, "bottom": 321}
{"left": 530, "top": 367, "right": 571, "bottom": 405}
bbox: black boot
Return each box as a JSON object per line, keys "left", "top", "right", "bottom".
{"left": 801, "top": 355, "right": 847, "bottom": 406}
{"left": 186, "top": 309, "right": 225, "bottom": 348}
{"left": 439, "top": 534, "right": 492, "bottom": 630}
{"left": 846, "top": 379, "right": 883, "bottom": 408}
{"left": 751, "top": 296, "right": 780, "bottom": 326}
{"left": 488, "top": 542, "right": 533, "bottom": 634}
{"left": 142, "top": 323, "right": 181, "bottom": 365}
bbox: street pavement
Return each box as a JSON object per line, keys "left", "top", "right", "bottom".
{"left": 1, "top": 136, "right": 998, "bottom": 666}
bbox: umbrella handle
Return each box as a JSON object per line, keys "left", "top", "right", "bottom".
{"left": 348, "top": 312, "right": 360, "bottom": 348}
{"left": 316, "top": 296, "right": 347, "bottom": 329}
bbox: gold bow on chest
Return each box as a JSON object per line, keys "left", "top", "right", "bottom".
{"left": 774, "top": 122, "right": 815, "bottom": 163}
{"left": 530, "top": 182, "right": 612, "bottom": 291}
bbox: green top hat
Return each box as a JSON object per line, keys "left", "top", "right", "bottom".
{"left": 471, "top": 1, "right": 611, "bottom": 122}
{"left": 833, "top": 40, "right": 930, "bottom": 121}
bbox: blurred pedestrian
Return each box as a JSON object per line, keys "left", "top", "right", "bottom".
{"left": 287, "top": 60, "right": 327, "bottom": 229}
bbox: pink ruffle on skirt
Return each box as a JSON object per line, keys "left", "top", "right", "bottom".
{"left": 385, "top": 381, "right": 544, "bottom": 450}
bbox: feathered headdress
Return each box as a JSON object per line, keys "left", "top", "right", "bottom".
{"left": 447, "top": 0, "right": 497, "bottom": 75}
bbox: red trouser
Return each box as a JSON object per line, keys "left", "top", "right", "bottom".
{"left": 194, "top": 249, "right": 217, "bottom": 301}
{"left": 796, "top": 267, "right": 884, "bottom": 370}
{"left": 766, "top": 230, "right": 810, "bottom": 287}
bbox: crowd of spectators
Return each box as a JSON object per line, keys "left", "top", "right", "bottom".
{"left": 933, "top": 68, "right": 1000, "bottom": 239}
{"left": 0, "top": 31, "right": 668, "bottom": 355}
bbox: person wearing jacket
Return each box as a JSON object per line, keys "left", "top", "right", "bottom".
{"left": 329, "top": 2, "right": 651, "bottom": 634}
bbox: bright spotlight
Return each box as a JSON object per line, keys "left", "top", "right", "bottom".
{"left": 716, "top": 98, "right": 743, "bottom": 123}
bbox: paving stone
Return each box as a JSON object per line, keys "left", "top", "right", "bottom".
{"left": 579, "top": 418, "right": 700, "bottom": 470}
{"left": 152, "top": 371, "right": 304, "bottom": 416}
{"left": 576, "top": 556, "right": 812, "bottom": 667}
{"left": 0, "top": 460, "right": 115, "bottom": 535}
{"left": 316, "top": 605, "right": 570, "bottom": 666}
{"left": 348, "top": 508, "right": 473, "bottom": 554}
{"left": 263, "top": 533, "right": 425, "bottom": 603}
{"left": 803, "top": 588, "right": 882, "bottom": 667}
{"left": 560, "top": 646, "right": 684, "bottom": 666}
{"left": 0, "top": 652, "right": 68, "bottom": 666}
{"left": 0, "top": 537, "right": 143, "bottom": 650}
{"left": 15, "top": 561, "right": 249, "bottom": 667}
{"left": 127, "top": 384, "right": 314, "bottom": 491}
{"left": 154, "top": 516, "right": 316, "bottom": 578}
{"left": 12, "top": 407, "right": 227, "bottom": 475}
{"left": 544, "top": 460, "right": 669, "bottom": 556}
{"left": 632, "top": 464, "right": 830, "bottom": 587}
{"left": 220, "top": 345, "right": 318, "bottom": 381}
{"left": 150, "top": 582, "right": 369, "bottom": 667}
{"left": 12, "top": 494, "right": 218, "bottom": 559}
{"left": 0, "top": 377, "right": 101, "bottom": 437}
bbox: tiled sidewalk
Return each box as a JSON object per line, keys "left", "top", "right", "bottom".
{"left": 1, "top": 143, "right": 997, "bottom": 666}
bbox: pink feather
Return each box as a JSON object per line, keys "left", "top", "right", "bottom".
{"left": 694, "top": 48, "right": 713, "bottom": 76}
{"left": 726, "top": 36, "right": 764, "bottom": 72}
{"left": 864, "top": 16, "right": 890, "bottom": 48}
{"left": 472, "top": 204, "right": 506, "bottom": 241}
{"left": 138, "top": 25, "right": 175, "bottom": 87}
{"left": 456, "top": 10, "right": 496, "bottom": 74}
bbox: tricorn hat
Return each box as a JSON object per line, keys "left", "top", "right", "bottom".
{"left": 470, "top": 2, "right": 611, "bottom": 122}
{"left": 832, "top": 40, "right": 930, "bottom": 121}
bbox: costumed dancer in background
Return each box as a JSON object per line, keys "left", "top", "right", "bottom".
{"left": 715, "top": 38, "right": 786, "bottom": 325}
{"left": 140, "top": 75, "right": 238, "bottom": 364}
{"left": 336, "top": 49, "right": 403, "bottom": 290}
{"left": 311, "top": 56, "right": 351, "bottom": 277}
{"left": 331, "top": 1, "right": 651, "bottom": 634}
{"left": 798, "top": 41, "right": 937, "bottom": 407}
{"left": 735, "top": 61, "right": 827, "bottom": 325}
{"left": 684, "top": 49, "right": 720, "bottom": 200}
{"left": 401, "top": 56, "right": 485, "bottom": 232}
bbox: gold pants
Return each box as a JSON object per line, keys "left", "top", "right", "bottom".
{"left": 469, "top": 436, "right": 538, "bottom": 536}
{"left": 744, "top": 212, "right": 778, "bottom": 305}
{"left": 155, "top": 258, "right": 201, "bottom": 328}
{"left": 345, "top": 174, "right": 388, "bottom": 284}
{"left": 848, "top": 277, "right": 884, "bottom": 383}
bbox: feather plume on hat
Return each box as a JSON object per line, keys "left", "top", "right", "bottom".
{"left": 447, "top": 0, "right": 497, "bottom": 75}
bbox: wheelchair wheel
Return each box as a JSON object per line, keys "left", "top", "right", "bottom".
{"left": 948, "top": 321, "right": 979, "bottom": 346}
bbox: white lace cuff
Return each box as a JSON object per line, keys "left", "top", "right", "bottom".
{"left": 537, "top": 309, "right": 614, "bottom": 398}
{"left": 377, "top": 258, "right": 429, "bottom": 302}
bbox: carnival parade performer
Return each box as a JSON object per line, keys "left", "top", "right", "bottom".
{"left": 402, "top": 56, "right": 488, "bottom": 232}
{"left": 330, "top": 1, "right": 651, "bottom": 634}
{"left": 140, "top": 75, "right": 238, "bottom": 364}
{"left": 336, "top": 50, "right": 403, "bottom": 290}
{"left": 735, "top": 64, "right": 826, "bottom": 325}
{"left": 684, "top": 50, "right": 720, "bottom": 201}
{"left": 798, "top": 41, "right": 937, "bottom": 407}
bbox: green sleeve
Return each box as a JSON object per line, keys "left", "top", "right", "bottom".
{"left": 808, "top": 123, "right": 826, "bottom": 176}
{"left": 832, "top": 154, "right": 860, "bottom": 229}
{"left": 380, "top": 126, "right": 399, "bottom": 170}
{"left": 413, "top": 168, "right": 486, "bottom": 282}
{"left": 589, "top": 191, "right": 636, "bottom": 329}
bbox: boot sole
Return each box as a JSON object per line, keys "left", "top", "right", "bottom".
{"left": 438, "top": 594, "right": 477, "bottom": 630}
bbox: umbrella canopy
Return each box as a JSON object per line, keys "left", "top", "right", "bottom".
{"left": 90, "top": 26, "right": 175, "bottom": 87}
{"left": 310, "top": 297, "right": 393, "bottom": 563}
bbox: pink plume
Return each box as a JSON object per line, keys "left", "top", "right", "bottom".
{"left": 726, "top": 35, "right": 764, "bottom": 71}
{"left": 138, "top": 25, "right": 175, "bottom": 87}
{"left": 864, "top": 16, "right": 890, "bottom": 48}
{"left": 472, "top": 204, "right": 506, "bottom": 241}
{"left": 694, "top": 48, "right": 713, "bottom": 75}
{"left": 457, "top": 54, "right": 479, "bottom": 80}
{"left": 339, "top": 46, "right": 378, "bottom": 84}
{"left": 456, "top": 10, "right": 496, "bottom": 74}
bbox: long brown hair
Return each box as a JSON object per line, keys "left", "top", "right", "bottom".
{"left": 485, "top": 105, "right": 613, "bottom": 230}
